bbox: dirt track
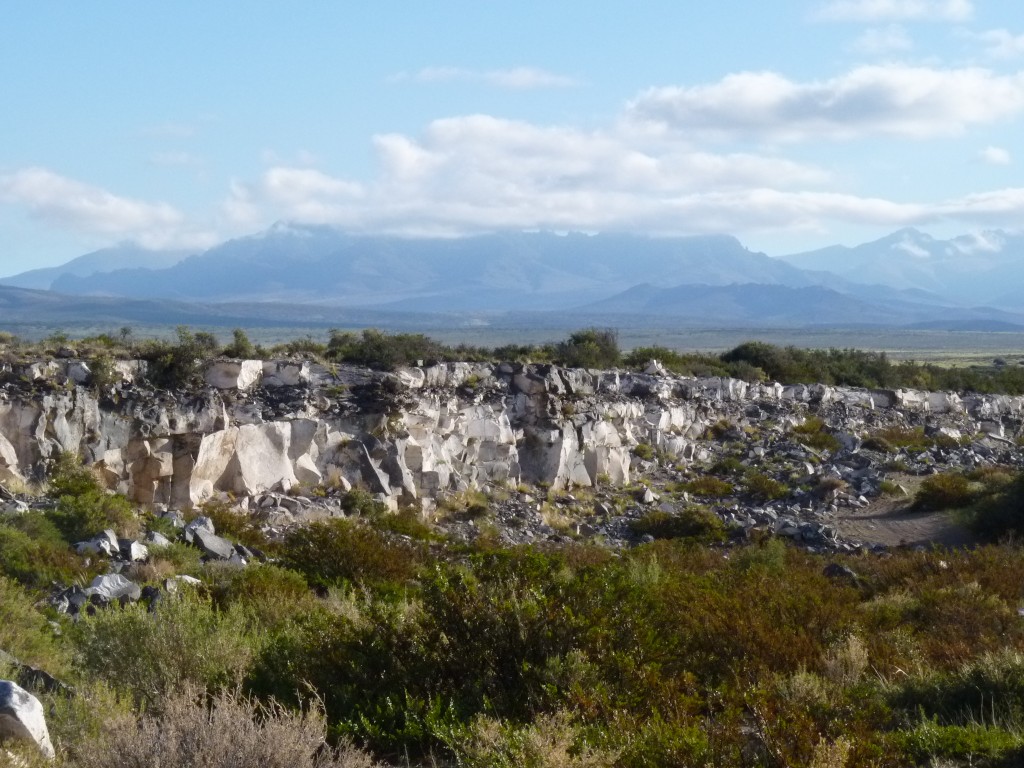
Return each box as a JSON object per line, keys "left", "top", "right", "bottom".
{"left": 833, "top": 475, "right": 976, "bottom": 549}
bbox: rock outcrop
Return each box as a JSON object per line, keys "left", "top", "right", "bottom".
{"left": 1, "top": 357, "right": 1022, "bottom": 511}
{"left": 0, "top": 680, "right": 54, "bottom": 760}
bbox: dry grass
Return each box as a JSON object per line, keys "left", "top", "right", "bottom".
{"left": 64, "top": 685, "right": 380, "bottom": 768}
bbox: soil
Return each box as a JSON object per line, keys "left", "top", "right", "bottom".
{"left": 833, "top": 474, "right": 976, "bottom": 548}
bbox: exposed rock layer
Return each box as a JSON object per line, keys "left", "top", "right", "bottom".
{"left": 1, "top": 358, "right": 1021, "bottom": 508}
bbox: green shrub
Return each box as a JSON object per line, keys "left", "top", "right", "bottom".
{"left": 72, "top": 592, "right": 257, "bottom": 707}
{"left": 744, "top": 472, "right": 790, "bottom": 501}
{"left": 0, "top": 575, "right": 68, "bottom": 673}
{"left": 913, "top": 472, "right": 976, "bottom": 511}
{"left": 552, "top": 328, "right": 620, "bottom": 370}
{"left": 893, "top": 721, "right": 1023, "bottom": 764}
{"left": 967, "top": 472, "right": 1024, "bottom": 541}
{"left": 192, "top": 499, "right": 271, "bottom": 551}
{"left": 339, "top": 488, "right": 389, "bottom": 517}
{"left": 208, "top": 564, "right": 315, "bottom": 630}
{"left": 446, "top": 711, "right": 618, "bottom": 768}
{"left": 46, "top": 453, "right": 136, "bottom": 542}
{"left": 222, "top": 328, "right": 256, "bottom": 359}
{"left": 632, "top": 443, "right": 655, "bottom": 461}
{"left": 326, "top": 328, "right": 455, "bottom": 370}
{"left": 677, "top": 477, "right": 734, "bottom": 498}
{"left": 0, "top": 513, "right": 91, "bottom": 586}
{"left": 892, "top": 649, "right": 1024, "bottom": 729}
{"left": 278, "top": 518, "right": 422, "bottom": 588}
{"left": 708, "top": 456, "right": 745, "bottom": 477}
{"left": 629, "top": 508, "right": 729, "bottom": 543}
{"left": 791, "top": 417, "right": 842, "bottom": 453}
{"left": 140, "top": 326, "right": 219, "bottom": 388}
{"left": 372, "top": 508, "right": 438, "bottom": 541}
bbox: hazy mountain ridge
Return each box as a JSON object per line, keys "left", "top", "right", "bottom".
{"left": 4, "top": 224, "right": 1024, "bottom": 330}
{"left": 779, "top": 227, "right": 1024, "bottom": 307}
{"left": 0, "top": 244, "right": 192, "bottom": 291}
{"left": 44, "top": 227, "right": 823, "bottom": 306}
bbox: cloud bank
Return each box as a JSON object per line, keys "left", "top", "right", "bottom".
{"left": 627, "top": 66, "right": 1024, "bottom": 141}
{"left": 5, "top": 59, "right": 1024, "bottom": 250}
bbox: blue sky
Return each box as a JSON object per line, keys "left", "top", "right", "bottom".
{"left": 2, "top": 0, "right": 1024, "bottom": 275}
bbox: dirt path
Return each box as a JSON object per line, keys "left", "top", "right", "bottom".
{"left": 833, "top": 475, "right": 977, "bottom": 548}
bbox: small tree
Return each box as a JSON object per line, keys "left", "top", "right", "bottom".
{"left": 222, "top": 328, "right": 256, "bottom": 359}
{"left": 553, "top": 328, "right": 620, "bottom": 369}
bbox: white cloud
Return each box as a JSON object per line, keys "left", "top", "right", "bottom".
{"left": 390, "top": 66, "right": 577, "bottom": 89}
{"left": 816, "top": 0, "right": 972, "bottom": 22}
{"left": 0, "top": 167, "right": 214, "bottom": 249}
{"left": 218, "top": 114, "right": 1024, "bottom": 238}
{"left": 627, "top": 65, "right": 1024, "bottom": 141}
{"left": 849, "top": 25, "right": 914, "bottom": 54}
{"left": 224, "top": 115, "right": 833, "bottom": 235}
{"left": 979, "top": 146, "right": 1012, "bottom": 166}
{"left": 976, "top": 29, "right": 1024, "bottom": 59}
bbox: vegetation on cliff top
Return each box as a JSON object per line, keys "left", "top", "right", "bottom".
{"left": 4, "top": 325, "right": 1024, "bottom": 394}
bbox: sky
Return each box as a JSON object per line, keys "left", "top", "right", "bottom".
{"left": 2, "top": 0, "right": 1024, "bottom": 276}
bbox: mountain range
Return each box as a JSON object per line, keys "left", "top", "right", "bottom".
{"left": 2, "top": 224, "right": 1023, "bottom": 331}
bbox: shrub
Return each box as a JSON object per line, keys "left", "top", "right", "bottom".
{"left": 66, "top": 685, "right": 379, "bottom": 768}
{"left": 447, "top": 711, "right": 618, "bottom": 768}
{"left": 0, "top": 513, "right": 91, "bottom": 586}
{"left": 967, "top": 471, "right": 1024, "bottom": 541}
{"left": 278, "top": 518, "right": 422, "bottom": 588}
{"left": 552, "top": 328, "right": 620, "bottom": 370}
{"left": 209, "top": 564, "right": 315, "bottom": 630}
{"left": 72, "top": 592, "right": 257, "bottom": 707}
{"left": 709, "top": 456, "right": 745, "bottom": 477}
{"left": 791, "top": 417, "right": 842, "bottom": 453}
{"left": 141, "top": 326, "right": 219, "bottom": 388}
{"left": 745, "top": 472, "right": 790, "bottom": 501}
{"left": 677, "top": 477, "right": 734, "bottom": 498}
{"left": 632, "top": 443, "right": 655, "bottom": 461}
{"left": 193, "top": 499, "right": 271, "bottom": 551}
{"left": 340, "top": 488, "right": 389, "bottom": 517}
{"left": 88, "top": 353, "right": 118, "bottom": 392}
{"left": 46, "top": 453, "right": 136, "bottom": 542}
{"left": 630, "top": 508, "right": 729, "bottom": 543}
{"left": 913, "top": 472, "right": 976, "bottom": 511}
{"left": 222, "top": 328, "right": 256, "bottom": 359}
{"left": 326, "top": 328, "right": 452, "bottom": 370}
{"left": 0, "top": 575, "right": 67, "bottom": 673}
{"left": 891, "top": 649, "right": 1024, "bottom": 728}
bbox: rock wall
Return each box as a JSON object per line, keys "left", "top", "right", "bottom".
{"left": 1, "top": 357, "right": 1022, "bottom": 509}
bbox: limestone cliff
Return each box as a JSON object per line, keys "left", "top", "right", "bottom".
{"left": 1, "top": 357, "right": 1021, "bottom": 510}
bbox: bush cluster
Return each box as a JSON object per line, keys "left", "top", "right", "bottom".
{"left": 10, "top": 509, "right": 1024, "bottom": 766}
{"left": 9, "top": 325, "right": 1024, "bottom": 394}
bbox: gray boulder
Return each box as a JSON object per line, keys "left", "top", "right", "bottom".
{"left": 85, "top": 573, "right": 142, "bottom": 604}
{"left": 193, "top": 528, "right": 236, "bottom": 560}
{"left": 183, "top": 515, "right": 215, "bottom": 544}
{"left": 0, "top": 679, "right": 55, "bottom": 760}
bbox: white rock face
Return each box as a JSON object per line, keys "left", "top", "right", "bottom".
{"left": 0, "top": 358, "right": 1020, "bottom": 505}
{"left": 0, "top": 680, "right": 55, "bottom": 760}
{"left": 205, "top": 360, "right": 263, "bottom": 390}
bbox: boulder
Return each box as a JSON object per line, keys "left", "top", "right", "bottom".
{"left": 204, "top": 360, "right": 263, "bottom": 390}
{"left": 0, "top": 680, "right": 54, "bottom": 760}
{"left": 193, "top": 528, "right": 236, "bottom": 561}
{"left": 85, "top": 573, "right": 142, "bottom": 604}
{"left": 75, "top": 529, "right": 120, "bottom": 557}
{"left": 183, "top": 515, "right": 215, "bottom": 543}
{"left": 119, "top": 539, "right": 149, "bottom": 562}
